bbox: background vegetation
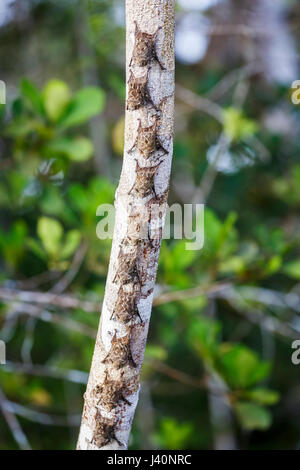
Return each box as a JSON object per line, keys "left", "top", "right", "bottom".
{"left": 0, "top": 0, "right": 300, "bottom": 450}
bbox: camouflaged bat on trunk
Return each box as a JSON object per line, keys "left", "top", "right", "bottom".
{"left": 128, "top": 117, "right": 168, "bottom": 159}
{"left": 128, "top": 160, "right": 162, "bottom": 199}
{"left": 110, "top": 286, "right": 143, "bottom": 324}
{"left": 95, "top": 371, "right": 132, "bottom": 412}
{"left": 102, "top": 331, "right": 137, "bottom": 369}
{"left": 129, "top": 21, "right": 165, "bottom": 70}
{"left": 93, "top": 413, "right": 122, "bottom": 448}
{"left": 126, "top": 71, "right": 158, "bottom": 111}
{"left": 113, "top": 246, "right": 142, "bottom": 285}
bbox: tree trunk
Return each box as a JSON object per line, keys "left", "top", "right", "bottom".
{"left": 77, "top": 0, "right": 175, "bottom": 450}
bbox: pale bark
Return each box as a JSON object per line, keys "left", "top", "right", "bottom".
{"left": 77, "top": 0, "right": 175, "bottom": 450}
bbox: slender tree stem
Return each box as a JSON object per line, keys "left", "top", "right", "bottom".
{"left": 77, "top": 0, "right": 175, "bottom": 450}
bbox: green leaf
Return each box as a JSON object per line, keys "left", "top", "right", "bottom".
{"left": 27, "top": 238, "right": 47, "bottom": 261}
{"left": 282, "top": 259, "right": 300, "bottom": 279}
{"left": 217, "top": 211, "right": 237, "bottom": 253}
{"left": 201, "top": 208, "right": 222, "bottom": 258}
{"left": 40, "top": 186, "right": 77, "bottom": 225}
{"left": 0, "top": 104, "right": 5, "bottom": 120}
{"left": 43, "top": 80, "right": 71, "bottom": 122}
{"left": 235, "top": 402, "right": 272, "bottom": 430}
{"left": 5, "top": 117, "right": 39, "bottom": 138}
{"left": 20, "top": 79, "right": 44, "bottom": 115}
{"left": 172, "top": 239, "right": 199, "bottom": 270}
{"left": 263, "top": 255, "right": 282, "bottom": 275}
{"left": 68, "top": 183, "right": 90, "bottom": 213}
{"left": 0, "top": 221, "right": 28, "bottom": 267}
{"left": 217, "top": 344, "right": 270, "bottom": 388}
{"left": 44, "top": 137, "right": 94, "bottom": 161}
{"left": 219, "top": 256, "right": 245, "bottom": 275}
{"left": 223, "top": 107, "right": 258, "bottom": 141}
{"left": 155, "top": 418, "right": 194, "bottom": 450}
{"left": 145, "top": 345, "right": 168, "bottom": 361}
{"left": 245, "top": 388, "right": 280, "bottom": 405}
{"left": 180, "top": 295, "right": 207, "bottom": 311}
{"left": 60, "top": 230, "right": 81, "bottom": 259}
{"left": 59, "top": 87, "right": 105, "bottom": 130}
{"left": 188, "top": 317, "right": 221, "bottom": 362}
{"left": 205, "top": 209, "right": 222, "bottom": 246}
{"left": 37, "top": 217, "right": 63, "bottom": 257}
{"left": 88, "top": 177, "right": 116, "bottom": 206}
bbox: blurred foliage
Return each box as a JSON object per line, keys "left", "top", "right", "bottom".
{"left": 0, "top": 0, "right": 300, "bottom": 451}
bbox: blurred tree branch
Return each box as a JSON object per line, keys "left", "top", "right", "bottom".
{"left": 0, "top": 388, "right": 31, "bottom": 450}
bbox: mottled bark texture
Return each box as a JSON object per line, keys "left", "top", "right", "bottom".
{"left": 77, "top": 0, "right": 175, "bottom": 450}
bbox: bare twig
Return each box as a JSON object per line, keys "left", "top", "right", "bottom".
{"left": 4, "top": 361, "right": 88, "bottom": 385}
{"left": 51, "top": 241, "right": 88, "bottom": 295}
{"left": 146, "top": 358, "right": 207, "bottom": 390}
{"left": 21, "top": 317, "right": 36, "bottom": 364}
{"left": 194, "top": 77, "right": 250, "bottom": 203}
{"left": 3, "top": 401, "right": 81, "bottom": 427}
{"left": 0, "top": 287, "right": 100, "bottom": 312}
{"left": 15, "top": 270, "right": 61, "bottom": 290}
{"left": 206, "top": 62, "right": 260, "bottom": 101}
{"left": 16, "top": 241, "right": 89, "bottom": 365}
{"left": 218, "top": 288, "right": 300, "bottom": 341}
{"left": 146, "top": 358, "right": 226, "bottom": 397}
{"left": 233, "top": 286, "right": 300, "bottom": 314}
{"left": 0, "top": 280, "right": 229, "bottom": 312}
{"left": 153, "top": 281, "right": 232, "bottom": 306}
{"left": 11, "top": 303, "right": 97, "bottom": 338}
{"left": 194, "top": 133, "right": 232, "bottom": 204}
{"left": 176, "top": 84, "right": 223, "bottom": 123}
{"left": 203, "top": 24, "right": 273, "bottom": 38}
{"left": 0, "top": 388, "right": 31, "bottom": 450}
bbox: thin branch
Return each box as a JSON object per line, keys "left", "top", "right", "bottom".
{"left": 146, "top": 358, "right": 207, "bottom": 390}
{"left": 4, "top": 361, "right": 88, "bottom": 385}
{"left": 153, "top": 281, "right": 232, "bottom": 306}
{"left": 0, "top": 286, "right": 100, "bottom": 312}
{"left": 16, "top": 242, "right": 89, "bottom": 366}
{"left": 0, "top": 388, "right": 31, "bottom": 450}
{"left": 193, "top": 133, "right": 232, "bottom": 204}
{"left": 146, "top": 358, "right": 225, "bottom": 397}
{"left": 15, "top": 271, "right": 61, "bottom": 290}
{"left": 51, "top": 241, "right": 88, "bottom": 295}
{"left": 176, "top": 84, "right": 223, "bottom": 123}
{"left": 206, "top": 62, "right": 260, "bottom": 101}
{"left": 218, "top": 288, "right": 300, "bottom": 341}
{"left": 21, "top": 316, "right": 36, "bottom": 364}
{"left": 12, "top": 241, "right": 87, "bottom": 292}
{"left": 0, "top": 281, "right": 229, "bottom": 312}
{"left": 233, "top": 286, "right": 300, "bottom": 314}
{"left": 11, "top": 303, "right": 97, "bottom": 338}
{"left": 194, "top": 77, "right": 250, "bottom": 203}
{"left": 203, "top": 24, "right": 271, "bottom": 38}
{"left": 3, "top": 401, "right": 81, "bottom": 427}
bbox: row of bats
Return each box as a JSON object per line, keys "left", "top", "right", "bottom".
{"left": 93, "top": 21, "right": 170, "bottom": 448}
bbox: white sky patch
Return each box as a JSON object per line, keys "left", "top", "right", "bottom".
{"left": 177, "top": 0, "right": 222, "bottom": 11}
{"left": 0, "top": 0, "right": 14, "bottom": 27}
{"left": 176, "top": 13, "right": 210, "bottom": 64}
{"left": 252, "top": 0, "right": 298, "bottom": 85}
{"left": 111, "top": 0, "right": 125, "bottom": 27}
{"left": 207, "top": 144, "right": 255, "bottom": 174}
